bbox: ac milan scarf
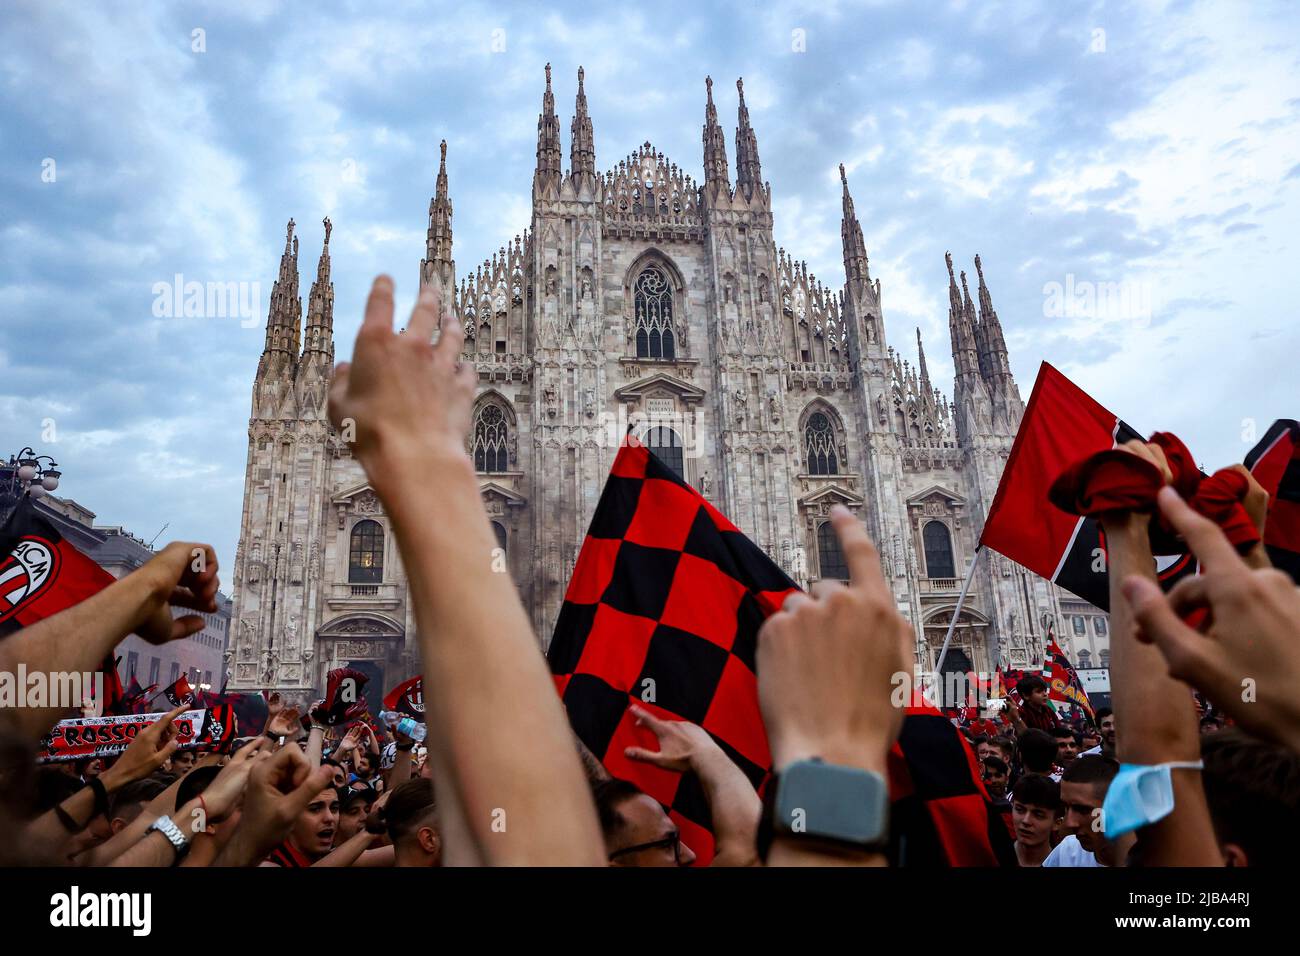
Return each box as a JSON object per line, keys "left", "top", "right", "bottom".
{"left": 37, "top": 704, "right": 239, "bottom": 763}
{"left": 1048, "top": 431, "right": 1260, "bottom": 554}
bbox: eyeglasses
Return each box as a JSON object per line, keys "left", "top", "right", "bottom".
{"left": 608, "top": 831, "right": 682, "bottom": 864}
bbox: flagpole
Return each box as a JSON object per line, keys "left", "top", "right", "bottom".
{"left": 933, "top": 545, "right": 983, "bottom": 683}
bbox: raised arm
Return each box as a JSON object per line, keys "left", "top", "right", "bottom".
{"left": 0, "top": 542, "right": 218, "bottom": 739}
{"left": 1100, "top": 444, "right": 1220, "bottom": 866}
{"left": 625, "top": 705, "right": 761, "bottom": 867}
{"left": 327, "top": 277, "right": 602, "bottom": 866}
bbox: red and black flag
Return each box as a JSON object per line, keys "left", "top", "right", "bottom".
{"left": 890, "top": 701, "right": 1017, "bottom": 867}
{"left": 548, "top": 442, "right": 796, "bottom": 863}
{"left": 115, "top": 674, "right": 158, "bottom": 716}
{"left": 550, "top": 442, "right": 1014, "bottom": 866}
{"left": 980, "top": 363, "right": 1195, "bottom": 609}
{"left": 0, "top": 497, "right": 121, "bottom": 711}
{"left": 163, "top": 673, "right": 197, "bottom": 708}
{"left": 1244, "top": 419, "right": 1300, "bottom": 583}
{"left": 310, "top": 666, "right": 370, "bottom": 726}
{"left": 196, "top": 686, "right": 269, "bottom": 737}
{"left": 383, "top": 675, "right": 425, "bottom": 721}
{"left": 1043, "top": 635, "right": 1094, "bottom": 722}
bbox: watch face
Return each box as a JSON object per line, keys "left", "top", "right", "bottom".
{"left": 776, "top": 761, "right": 888, "bottom": 845}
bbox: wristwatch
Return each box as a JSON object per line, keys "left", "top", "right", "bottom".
{"left": 757, "top": 758, "right": 889, "bottom": 862}
{"left": 147, "top": 815, "right": 192, "bottom": 862}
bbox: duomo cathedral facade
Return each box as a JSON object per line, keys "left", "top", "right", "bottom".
{"left": 227, "top": 65, "right": 1064, "bottom": 700}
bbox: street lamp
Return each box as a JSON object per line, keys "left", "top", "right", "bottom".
{"left": 2, "top": 447, "right": 61, "bottom": 513}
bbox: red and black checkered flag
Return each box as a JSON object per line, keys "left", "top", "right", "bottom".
{"left": 1, "top": 497, "right": 122, "bottom": 712}
{"left": 890, "top": 702, "right": 1017, "bottom": 867}
{"left": 550, "top": 443, "right": 1015, "bottom": 866}
{"left": 548, "top": 442, "right": 798, "bottom": 863}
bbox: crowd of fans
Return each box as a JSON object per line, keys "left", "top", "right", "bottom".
{"left": 1, "top": 276, "right": 1297, "bottom": 867}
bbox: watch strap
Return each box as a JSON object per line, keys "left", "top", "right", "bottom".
{"left": 148, "top": 814, "right": 191, "bottom": 862}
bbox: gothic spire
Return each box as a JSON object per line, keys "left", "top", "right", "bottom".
{"left": 303, "top": 217, "right": 333, "bottom": 362}
{"left": 702, "top": 76, "right": 730, "bottom": 195}
{"left": 916, "top": 326, "right": 931, "bottom": 396}
{"left": 946, "top": 252, "right": 979, "bottom": 387}
{"left": 570, "top": 65, "right": 595, "bottom": 183}
{"left": 264, "top": 217, "right": 301, "bottom": 358}
{"left": 734, "top": 77, "right": 763, "bottom": 199}
{"left": 974, "top": 253, "right": 1014, "bottom": 392}
{"left": 421, "top": 140, "right": 455, "bottom": 293}
{"left": 534, "top": 62, "right": 562, "bottom": 196}
{"left": 839, "top": 163, "right": 870, "bottom": 287}
{"left": 945, "top": 250, "right": 962, "bottom": 316}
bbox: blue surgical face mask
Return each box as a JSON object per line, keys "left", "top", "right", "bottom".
{"left": 1102, "top": 761, "right": 1203, "bottom": 838}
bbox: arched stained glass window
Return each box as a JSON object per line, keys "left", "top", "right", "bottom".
{"left": 349, "top": 520, "right": 384, "bottom": 584}
{"left": 473, "top": 403, "right": 509, "bottom": 473}
{"left": 805, "top": 412, "right": 839, "bottom": 475}
{"left": 923, "top": 521, "right": 955, "bottom": 579}
{"left": 634, "top": 266, "right": 675, "bottom": 359}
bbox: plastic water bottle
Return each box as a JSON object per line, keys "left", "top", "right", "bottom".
{"left": 396, "top": 716, "right": 427, "bottom": 743}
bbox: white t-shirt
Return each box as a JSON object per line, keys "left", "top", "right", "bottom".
{"left": 1080, "top": 745, "right": 1102, "bottom": 757}
{"left": 1043, "top": 834, "right": 1103, "bottom": 867}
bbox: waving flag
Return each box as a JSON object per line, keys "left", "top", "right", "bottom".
{"left": 1, "top": 497, "right": 121, "bottom": 711}
{"left": 1244, "top": 419, "right": 1300, "bottom": 583}
{"left": 548, "top": 442, "right": 797, "bottom": 863}
{"left": 550, "top": 442, "right": 1013, "bottom": 866}
{"left": 1043, "top": 635, "right": 1094, "bottom": 722}
{"left": 383, "top": 675, "right": 425, "bottom": 721}
{"left": 980, "top": 363, "right": 1196, "bottom": 609}
{"left": 163, "top": 673, "right": 197, "bottom": 708}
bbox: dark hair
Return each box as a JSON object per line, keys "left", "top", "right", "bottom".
{"left": 1094, "top": 707, "right": 1113, "bottom": 723}
{"left": 1012, "top": 773, "right": 1061, "bottom": 812}
{"left": 176, "top": 765, "right": 222, "bottom": 811}
{"left": 990, "top": 736, "right": 1015, "bottom": 759}
{"left": 982, "top": 756, "right": 1009, "bottom": 776}
{"left": 591, "top": 777, "right": 643, "bottom": 839}
{"left": 1018, "top": 729, "right": 1058, "bottom": 773}
{"left": 1051, "top": 726, "right": 1077, "bottom": 741}
{"left": 1202, "top": 729, "right": 1300, "bottom": 866}
{"left": 340, "top": 786, "right": 378, "bottom": 813}
{"left": 1016, "top": 675, "right": 1048, "bottom": 697}
{"left": 112, "top": 778, "right": 168, "bottom": 822}
{"left": 1061, "top": 754, "right": 1119, "bottom": 789}
{"left": 385, "top": 778, "right": 437, "bottom": 842}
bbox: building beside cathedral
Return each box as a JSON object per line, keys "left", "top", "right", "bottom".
{"left": 227, "top": 65, "right": 1065, "bottom": 702}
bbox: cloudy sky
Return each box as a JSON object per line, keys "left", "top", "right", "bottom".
{"left": 2, "top": 0, "right": 1297, "bottom": 569}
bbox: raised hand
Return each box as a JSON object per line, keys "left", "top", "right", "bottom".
{"left": 266, "top": 705, "right": 303, "bottom": 742}
{"left": 132, "top": 542, "right": 220, "bottom": 645}
{"left": 328, "top": 276, "right": 477, "bottom": 492}
{"left": 215, "top": 743, "right": 335, "bottom": 866}
{"left": 624, "top": 706, "right": 722, "bottom": 773}
{"left": 1122, "top": 486, "right": 1300, "bottom": 752}
{"left": 756, "top": 505, "right": 912, "bottom": 773}
{"left": 100, "top": 704, "right": 189, "bottom": 791}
